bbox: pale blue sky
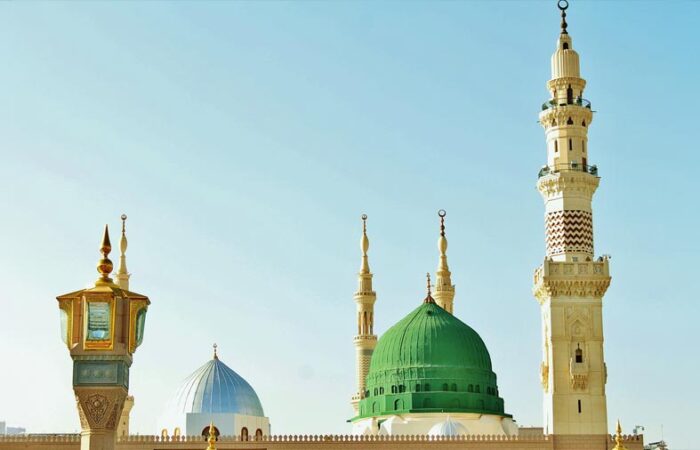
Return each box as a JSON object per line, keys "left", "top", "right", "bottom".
{"left": 0, "top": 1, "right": 697, "bottom": 449}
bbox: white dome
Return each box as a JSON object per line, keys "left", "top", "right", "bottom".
{"left": 428, "top": 417, "right": 468, "bottom": 437}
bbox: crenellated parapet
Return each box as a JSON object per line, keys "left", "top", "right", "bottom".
{"left": 0, "top": 433, "right": 646, "bottom": 450}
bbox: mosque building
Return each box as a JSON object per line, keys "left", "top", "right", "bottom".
{"left": 0, "top": 3, "right": 648, "bottom": 450}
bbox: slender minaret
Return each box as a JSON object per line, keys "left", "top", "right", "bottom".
{"left": 115, "top": 214, "right": 131, "bottom": 291}
{"left": 432, "top": 209, "right": 455, "bottom": 314}
{"left": 351, "top": 214, "right": 377, "bottom": 414}
{"left": 533, "top": 1, "right": 611, "bottom": 435}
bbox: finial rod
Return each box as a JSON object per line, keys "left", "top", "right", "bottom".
{"left": 558, "top": 0, "right": 569, "bottom": 34}
{"left": 213, "top": 343, "right": 218, "bottom": 360}
{"left": 438, "top": 209, "right": 446, "bottom": 237}
{"left": 426, "top": 272, "right": 431, "bottom": 296}
{"left": 362, "top": 214, "right": 367, "bottom": 234}
{"left": 423, "top": 272, "right": 435, "bottom": 304}
{"left": 96, "top": 225, "right": 114, "bottom": 284}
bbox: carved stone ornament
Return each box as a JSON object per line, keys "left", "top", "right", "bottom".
{"left": 75, "top": 389, "right": 127, "bottom": 430}
{"left": 540, "top": 362, "right": 550, "bottom": 392}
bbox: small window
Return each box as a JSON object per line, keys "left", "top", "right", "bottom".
{"left": 563, "top": 42, "right": 569, "bottom": 50}
{"left": 468, "top": 384, "right": 474, "bottom": 393}
{"left": 575, "top": 347, "right": 583, "bottom": 363}
{"left": 379, "top": 387, "right": 384, "bottom": 395}
{"left": 475, "top": 385, "right": 481, "bottom": 393}
{"left": 578, "top": 399, "right": 582, "bottom": 414}
{"left": 555, "top": 140, "right": 559, "bottom": 152}
{"left": 391, "top": 385, "right": 397, "bottom": 394}
{"left": 567, "top": 86, "right": 573, "bottom": 104}
{"left": 415, "top": 384, "right": 421, "bottom": 392}
{"left": 255, "top": 429, "right": 263, "bottom": 440}
{"left": 567, "top": 117, "right": 574, "bottom": 125}
{"left": 451, "top": 383, "right": 457, "bottom": 392}
{"left": 569, "top": 138, "right": 573, "bottom": 150}
{"left": 582, "top": 120, "right": 586, "bottom": 127}
{"left": 424, "top": 383, "right": 431, "bottom": 392}
{"left": 551, "top": 119, "right": 556, "bottom": 127}
{"left": 442, "top": 383, "right": 449, "bottom": 391}
{"left": 374, "top": 388, "right": 378, "bottom": 396}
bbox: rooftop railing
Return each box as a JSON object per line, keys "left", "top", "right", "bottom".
{"left": 538, "top": 163, "right": 598, "bottom": 178}
{"left": 541, "top": 97, "right": 592, "bottom": 111}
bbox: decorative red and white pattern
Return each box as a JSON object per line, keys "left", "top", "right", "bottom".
{"left": 545, "top": 210, "right": 594, "bottom": 256}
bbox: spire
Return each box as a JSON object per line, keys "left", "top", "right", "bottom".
{"left": 213, "top": 343, "right": 218, "bottom": 360}
{"left": 95, "top": 225, "right": 114, "bottom": 286}
{"left": 115, "top": 214, "right": 131, "bottom": 290}
{"left": 612, "top": 420, "right": 628, "bottom": 450}
{"left": 206, "top": 422, "right": 217, "bottom": 450}
{"left": 558, "top": 0, "right": 569, "bottom": 34}
{"left": 424, "top": 272, "right": 435, "bottom": 304}
{"left": 433, "top": 210, "right": 455, "bottom": 313}
{"left": 360, "top": 214, "right": 370, "bottom": 273}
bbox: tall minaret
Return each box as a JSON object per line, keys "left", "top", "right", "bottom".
{"left": 351, "top": 214, "right": 377, "bottom": 414}
{"left": 533, "top": 1, "right": 611, "bottom": 436}
{"left": 115, "top": 214, "right": 131, "bottom": 291}
{"left": 432, "top": 209, "right": 455, "bottom": 314}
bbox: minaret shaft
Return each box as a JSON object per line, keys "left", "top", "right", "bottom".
{"left": 533, "top": 7, "right": 610, "bottom": 436}
{"left": 351, "top": 215, "right": 377, "bottom": 413}
{"left": 433, "top": 210, "right": 455, "bottom": 314}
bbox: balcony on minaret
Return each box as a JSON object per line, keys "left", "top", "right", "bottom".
{"left": 533, "top": 258, "right": 611, "bottom": 302}
{"left": 538, "top": 162, "right": 597, "bottom": 178}
{"left": 569, "top": 357, "right": 589, "bottom": 390}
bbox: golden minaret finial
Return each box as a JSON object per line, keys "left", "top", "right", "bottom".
{"left": 213, "top": 343, "right": 218, "bottom": 360}
{"left": 360, "top": 214, "right": 370, "bottom": 274}
{"left": 424, "top": 272, "right": 435, "bottom": 304}
{"left": 206, "top": 421, "right": 217, "bottom": 450}
{"left": 116, "top": 214, "right": 131, "bottom": 290}
{"left": 95, "top": 225, "right": 114, "bottom": 286}
{"left": 558, "top": 0, "right": 569, "bottom": 35}
{"left": 612, "top": 419, "right": 628, "bottom": 450}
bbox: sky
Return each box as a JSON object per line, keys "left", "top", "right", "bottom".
{"left": 0, "top": 0, "right": 698, "bottom": 448}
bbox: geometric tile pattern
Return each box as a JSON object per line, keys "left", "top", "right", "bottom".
{"left": 545, "top": 210, "right": 594, "bottom": 256}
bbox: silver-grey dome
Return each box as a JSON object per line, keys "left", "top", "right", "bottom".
{"left": 171, "top": 355, "right": 264, "bottom": 417}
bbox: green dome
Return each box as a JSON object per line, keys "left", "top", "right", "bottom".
{"left": 355, "top": 301, "right": 509, "bottom": 419}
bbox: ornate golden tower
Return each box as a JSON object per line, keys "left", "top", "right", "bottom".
{"left": 432, "top": 210, "right": 455, "bottom": 314}
{"left": 533, "top": 1, "right": 611, "bottom": 435}
{"left": 57, "top": 222, "right": 150, "bottom": 450}
{"left": 351, "top": 214, "right": 377, "bottom": 413}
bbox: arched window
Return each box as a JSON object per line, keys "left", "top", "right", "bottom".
{"left": 372, "top": 402, "right": 378, "bottom": 413}
{"left": 399, "top": 384, "right": 406, "bottom": 393}
{"left": 451, "top": 383, "right": 457, "bottom": 392}
{"left": 468, "top": 384, "right": 474, "bottom": 393}
{"left": 241, "top": 427, "right": 249, "bottom": 441}
{"left": 255, "top": 429, "right": 263, "bottom": 440}
{"left": 415, "top": 384, "right": 421, "bottom": 392}
{"left": 391, "top": 385, "right": 397, "bottom": 394}
{"left": 582, "top": 120, "right": 586, "bottom": 127}
{"left": 567, "top": 86, "right": 573, "bottom": 104}
{"left": 555, "top": 140, "right": 559, "bottom": 152}
{"left": 394, "top": 399, "right": 403, "bottom": 410}
{"left": 379, "top": 387, "right": 384, "bottom": 395}
{"left": 424, "top": 383, "right": 431, "bottom": 392}
{"left": 374, "top": 388, "right": 378, "bottom": 396}
{"left": 563, "top": 42, "right": 569, "bottom": 50}
{"left": 475, "top": 385, "right": 481, "bottom": 393}
{"left": 442, "top": 383, "right": 449, "bottom": 391}
{"left": 173, "top": 427, "right": 181, "bottom": 437}
{"left": 569, "top": 138, "right": 573, "bottom": 150}
{"left": 567, "top": 117, "right": 574, "bottom": 125}
{"left": 575, "top": 347, "right": 583, "bottom": 363}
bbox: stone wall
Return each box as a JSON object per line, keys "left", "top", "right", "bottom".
{"left": 0, "top": 434, "right": 644, "bottom": 450}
